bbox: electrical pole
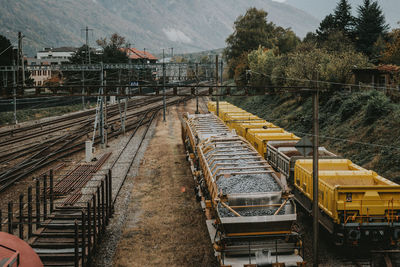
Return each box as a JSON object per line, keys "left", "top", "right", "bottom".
{"left": 163, "top": 48, "right": 166, "bottom": 121}
{"left": 82, "top": 60, "right": 85, "bottom": 110}
{"left": 220, "top": 59, "right": 223, "bottom": 86}
{"left": 16, "top": 34, "right": 20, "bottom": 86}
{"left": 100, "top": 63, "right": 105, "bottom": 147}
{"left": 104, "top": 69, "right": 108, "bottom": 147}
{"left": 312, "top": 73, "right": 320, "bottom": 267}
{"left": 195, "top": 63, "right": 199, "bottom": 114}
{"left": 215, "top": 55, "right": 219, "bottom": 117}
{"left": 18, "top": 32, "right": 25, "bottom": 87}
{"left": 81, "top": 26, "right": 93, "bottom": 64}
{"left": 12, "top": 60, "right": 17, "bottom": 124}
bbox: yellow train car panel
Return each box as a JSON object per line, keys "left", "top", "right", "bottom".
{"left": 247, "top": 132, "right": 300, "bottom": 156}
{"left": 207, "top": 101, "right": 234, "bottom": 113}
{"left": 294, "top": 159, "right": 400, "bottom": 224}
{"left": 232, "top": 122, "right": 277, "bottom": 137}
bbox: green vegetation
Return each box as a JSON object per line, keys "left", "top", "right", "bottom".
{"left": 0, "top": 104, "right": 86, "bottom": 125}
{"left": 224, "top": 8, "right": 300, "bottom": 84}
{"left": 225, "top": 91, "right": 400, "bottom": 183}
{"left": 221, "top": 1, "right": 400, "bottom": 183}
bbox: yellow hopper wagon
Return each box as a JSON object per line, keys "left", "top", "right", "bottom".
{"left": 294, "top": 159, "right": 400, "bottom": 246}
{"left": 246, "top": 131, "right": 300, "bottom": 156}
{"left": 208, "top": 101, "right": 236, "bottom": 114}
{"left": 182, "top": 113, "right": 305, "bottom": 267}
{"left": 233, "top": 121, "right": 279, "bottom": 138}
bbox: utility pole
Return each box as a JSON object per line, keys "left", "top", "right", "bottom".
{"left": 100, "top": 63, "right": 105, "bottom": 147}
{"left": 312, "top": 73, "right": 320, "bottom": 267}
{"left": 12, "top": 60, "right": 17, "bottom": 124}
{"left": 104, "top": 69, "right": 108, "bottom": 147}
{"left": 195, "top": 63, "right": 199, "bottom": 114}
{"left": 81, "top": 26, "right": 93, "bottom": 64}
{"left": 16, "top": 34, "right": 20, "bottom": 86}
{"left": 220, "top": 59, "right": 223, "bottom": 86}
{"left": 82, "top": 60, "right": 85, "bottom": 110}
{"left": 170, "top": 47, "right": 174, "bottom": 58}
{"left": 162, "top": 48, "right": 166, "bottom": 121}
{"left": 215, "top": 55, "right": 219, "bottom": 117}
{"left": 18, "top": 32, "right": 25, "bottom": 87}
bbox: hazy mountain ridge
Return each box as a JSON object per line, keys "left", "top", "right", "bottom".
{"left": 285, "top": 0, "right": 399, "bottom": 28}
{"left": 0, "top": 0, "right": 319, "bottom": 56}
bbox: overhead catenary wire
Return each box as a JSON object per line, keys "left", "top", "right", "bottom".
{"left": 248, "top": 70, "right": 400, "bottom": 93}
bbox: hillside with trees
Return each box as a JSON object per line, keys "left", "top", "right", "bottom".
{"left": 223, "top": 0, "right": 400, "bottom": 183}
{"left": 0, "top": 0, "right": 319, "bottom": 56}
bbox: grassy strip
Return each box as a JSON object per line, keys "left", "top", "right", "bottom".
{"left": 0, "top": 104, "right": 86, "bottom": 125}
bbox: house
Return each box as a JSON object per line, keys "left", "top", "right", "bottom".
{"left": 27, "top": 47, "right": 78, "bottom": 86}
{"left": 352, "top": 65, "right": 400, "bottom": 90}
{"left": 121, "top": 48, "right": 158, "bottom": 63}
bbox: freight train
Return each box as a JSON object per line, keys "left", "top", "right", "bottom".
{"left": 182, "top": 113, "right": 305, "bottom": 266}
{"left": 208, "top": 101, "right": 400, "bottom": 248}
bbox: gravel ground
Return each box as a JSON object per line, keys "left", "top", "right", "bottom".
{"left": 93, "top": 98, "right": 217, "bottom": 266}
{"left": 91, "top": 122, "right": 155, "bottom": 267}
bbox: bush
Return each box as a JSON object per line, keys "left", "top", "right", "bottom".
{"left": 340, "top": 94, "right": 363, "bottom": 121}
{"left": 364, "top": 91, "right": 392, "bottom": 123}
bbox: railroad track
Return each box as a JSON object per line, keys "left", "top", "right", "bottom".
{"left": 0, "top": 93, "right": 192, "bottom": 168}
{"left": 0, "top": 88, "right": 197, "bottom": 194}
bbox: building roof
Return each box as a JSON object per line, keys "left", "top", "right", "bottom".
{"left": 39, "top": 47, "right": 78, "bottom": 53}
{"left": 353, "top": 64, "right": 400, "bottom": 74}
{"left": 121, "top": 48, "right": 158, "bottom": 60}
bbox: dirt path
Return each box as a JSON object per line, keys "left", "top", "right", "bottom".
{"left": 112, "top": 103, "right": 217, "bottom": 267}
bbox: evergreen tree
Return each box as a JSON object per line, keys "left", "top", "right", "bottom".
{"left": 355, "top": 0, "right": 389, "bottom": 57}
{"left": 316, "top": 14, "right": 336, "bottom": 41}
{"left": 0, "top": 35, "right": 13, "bottom": 66}
{"left": 333, "top": 0, "right": 355, "bottom": 37}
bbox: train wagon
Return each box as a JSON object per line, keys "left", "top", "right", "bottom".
{"left": 266, "top": 140, "right": 338, "bottom": 183}
{"left": 246, "top": 131, "right": 300, "bottom": 156}
{"left": 182, "top": 113, "right": 304, "bottom": 267}
{"left": 294, "top": 159, "right": 400, "bottom": 246}
{"left": 207, "top": 101, "right": 400, "bottom": 248}
{"left": 232, "top": 121, "right": 278, "bottom": 138}
{"left": 208, "top": 101, "right": 236, "bottom": 113}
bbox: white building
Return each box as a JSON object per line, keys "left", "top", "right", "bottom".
{"left": 27, "top": 47, "right": 77, "bottom": 86}
{"left": 36, "top": 47, "right": 77, "bottom": 63}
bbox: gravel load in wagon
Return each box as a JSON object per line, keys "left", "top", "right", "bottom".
{"left": 209, "top": 159, "right": 265, "bottom": 170}
{"left": 216, "top": 173, "right": 281, "bottom": 194}
{"left": 217, "top": 203, "right": 286, "bottom": 217}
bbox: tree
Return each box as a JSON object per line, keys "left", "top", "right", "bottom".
{"left": 285, "top": 48, "right": 370, "bottom": 89}
{"left": 274, "top": 27, "right": 300, "bottom": 54}
{"left": 333, "top": 0, "right": 355, "bottom": 37}
{"left": 316, "top": 14, "right": 337, "bottom": 42}
{"left": 382, "top": 28, "right": 400, "bottom": 65}
{"left": 354, "top": 0, "right": 389, "bottom": 57}
{"left": 248, "top": 47, "right": 277, "bottom": 87}
{"left": 0, "top": 35, "right": 13, "bottom": 66}
{"left": 0, "top": 35, "right": 13, "bottom": 89}
{"left": 69, "top": 45, "right": 99, "bottom": 64}
{"left": 224, "top": 8, "right": 276, "bottom": 78}
{"left": 96, "top": 33, "right": 128, "bottom": 63}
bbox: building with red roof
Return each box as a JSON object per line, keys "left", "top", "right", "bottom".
{"left": 121, "top": 48, "right": 158, "bottom": 63}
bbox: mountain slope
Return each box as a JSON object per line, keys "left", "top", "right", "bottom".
{"left": 0, "top": 0, "right": 319, "bottom": 56}
{"left": 285, "top": 0, "right": 399, "bottom": 28}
